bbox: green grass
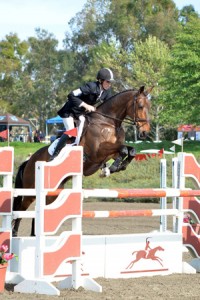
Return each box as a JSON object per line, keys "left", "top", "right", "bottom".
{"left": 128, "top": 140, "right": 200, "bottom": 159}
{"left": 1, "top": 141, "right": 45, "bottom": 157}
{"left": 1, "top": 140, "right": 199, "bottom": 160}
{"left": 0, "top": 141, "right": 45, "bottom": 179}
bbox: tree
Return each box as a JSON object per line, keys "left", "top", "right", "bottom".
{"left": 129, "top": 36, "right": 171, "bottom": 140}
{"left": 62, "top": 0, "right": 181, "bottom": 104}
{"left": 82, "top": 41, "right": 132, "bottom": 91}
{"left": 17, "top": 29, "right": 72, "bottom": 132}
{"left": 107, "top": 0, "right": 179, "bottom": 48}
{"left": 64, "top": 0, "right": 109, "bottom": 52}
{"left": 0, "top": 34, "right": 28, "bottom": 113}
{"left": 64, "top": 0, "right": 180, "bottom": 52}
{"left": 179, "top": 4, "right": 199, "bottom": 24}
{"left": 160, "top": 16, "right": 200, "bottom": 126}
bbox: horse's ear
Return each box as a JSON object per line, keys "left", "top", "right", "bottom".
{"left": 146, "top": 86, "right": 154, "bottom": 95}
{"left": 139, "top": 86, "right": 145, "bottom": 94}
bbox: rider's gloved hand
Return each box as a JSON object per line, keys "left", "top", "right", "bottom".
{"left": 85, "top": 104, "right": 96, "bottom": 112}
{"left": 80, "top": 102, "right": 96, "bottom": 112}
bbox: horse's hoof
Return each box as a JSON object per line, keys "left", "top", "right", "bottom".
{"left": 12, "top": 230, "right": 18, "bottom": 237}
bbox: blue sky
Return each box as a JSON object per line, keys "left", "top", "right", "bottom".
{"left": 0, "top": 0, "right": 199, "bottom": 48}
{"left": 0, "top": 0, "right": 88, "bottom": 48}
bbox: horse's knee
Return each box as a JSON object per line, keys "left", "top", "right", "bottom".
{"left": 128, "top": 147, "right": 136, "bottom": 157}
{"left": 119, "top": 146, "right": 128, "bottom": 156}
{"left": 119, "top": 145, "right": 136, "bottom": 158}
{"left": 102, "top": 145, "right": 136, "bottom": 175}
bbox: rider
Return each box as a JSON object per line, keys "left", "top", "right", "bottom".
{"left": 145, "top": 238, "right": 152, "bottom": 257}
{"left": 49, "top": 68, "right": 115, "bottom": 161}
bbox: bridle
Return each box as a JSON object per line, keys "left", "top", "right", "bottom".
{"left": 94, "top": 93, "right": 150, "bottom": 127}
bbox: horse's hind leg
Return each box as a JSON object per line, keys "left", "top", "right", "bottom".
{"left": 12, "top": 218, "right": 22, "bottom": 237}
{"left": 12, "top": 195, "right": 23, "bottom": 237}
{"left": 31, "top": 219, "right": 35, "bottom": 236}
{"left": 126, "top": 259, "right": 137, "bottom": 269}
{"left": 126, "top": 261, "right": 133, "bottom": 269}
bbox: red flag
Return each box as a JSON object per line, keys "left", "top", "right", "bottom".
{"left": 158, "top": 148, "right": 164, "bottom": 154}
{"left": 0, "top": 129, "right": 8, "bottom": 139}
{"left": 64, "top": 128, "right": 78, "bottom": 137}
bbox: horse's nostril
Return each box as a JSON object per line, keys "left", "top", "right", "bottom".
{"left": 138, "top": 131, "right": 147, "bottom": 140}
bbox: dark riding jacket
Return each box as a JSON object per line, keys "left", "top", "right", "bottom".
{"left": 57, "top": 81, "right": 112, "bottom": 119}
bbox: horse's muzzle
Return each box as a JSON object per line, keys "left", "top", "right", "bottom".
{"left": 138, "top": 131, "right": 148, "bottom": 139}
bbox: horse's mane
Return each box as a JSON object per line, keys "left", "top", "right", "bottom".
{"left": 97, "top": 89, "right": 137, "bottom": 110}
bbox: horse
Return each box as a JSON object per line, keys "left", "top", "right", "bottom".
{"left": 126, "top": 246, "right": 164, "bottom": 269}
{"left": 12, "top": 86, "right": 152, "bottom": 236}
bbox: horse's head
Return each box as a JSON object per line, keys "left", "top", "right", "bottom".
{"left": 128, "top": 86, "right": 153, "bottom": 139}
{"left": 157, "top": 246, "right": 165, "bottom": 251}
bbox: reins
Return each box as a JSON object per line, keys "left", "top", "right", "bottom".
{"left": 94, "top": 111, "right": 137, "bottom": 126}
{"left": 94, "top": 95, "right": 149, "bottom": 126}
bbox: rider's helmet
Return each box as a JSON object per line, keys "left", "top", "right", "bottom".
{"left": 97, "top": 68, "right": 115, "bottom": 82}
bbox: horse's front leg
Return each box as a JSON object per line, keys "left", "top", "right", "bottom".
{"left": 152, "top": 257, "right": 163, "bottom": 267}
{"left": 109, "top": 146, "right": 136, "bottom": 174}
{"left": 116, "top": 146, "right": 136, "bottom": 172}
{"left": 99, "top": 162, "right": 111, "bottom": 177}
{"left": 99, "top": 155, "right": 125, "bottom": 178}
{"left": 108, "top": 146, "right": 129, "bottom": 174}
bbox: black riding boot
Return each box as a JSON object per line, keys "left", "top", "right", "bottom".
{"left": 49, "top": 134, "right": 70, "bottom": 161}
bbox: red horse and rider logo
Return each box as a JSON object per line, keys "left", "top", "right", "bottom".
{"left": 126, "top": 237, "right": 165, "bottom": 269}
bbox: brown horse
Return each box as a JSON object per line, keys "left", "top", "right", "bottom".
{"left": 12, "top": 86, "right": 152, "bottom": 236}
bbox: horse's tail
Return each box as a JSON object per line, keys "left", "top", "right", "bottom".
{"left": 13, "top": 160, "right": 28, "bottom": 211}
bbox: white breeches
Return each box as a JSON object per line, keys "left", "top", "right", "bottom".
{"left": 62, "top": 115, "right": 85, "bottom": 145}
{"left": 62, "top": 116, "right": 74, "bottom": 132}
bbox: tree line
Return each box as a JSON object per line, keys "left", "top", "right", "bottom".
{"left": 0, "top": 0, "right": 199, "bottom": 140}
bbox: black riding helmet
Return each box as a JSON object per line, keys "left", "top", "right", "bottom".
{"left": 97, "top": 68, "right": 115, "bottom": 82}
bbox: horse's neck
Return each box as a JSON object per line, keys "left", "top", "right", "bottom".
{"left": 98, "top": 93, "right": 129, "bottom": 120}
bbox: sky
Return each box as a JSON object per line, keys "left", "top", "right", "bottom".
{"left": 0, "top": 0, "right": 200, "bottom": 49}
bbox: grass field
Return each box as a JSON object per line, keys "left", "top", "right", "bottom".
{"left": 1, "top": 139, "right": 200, "bottom": 158}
